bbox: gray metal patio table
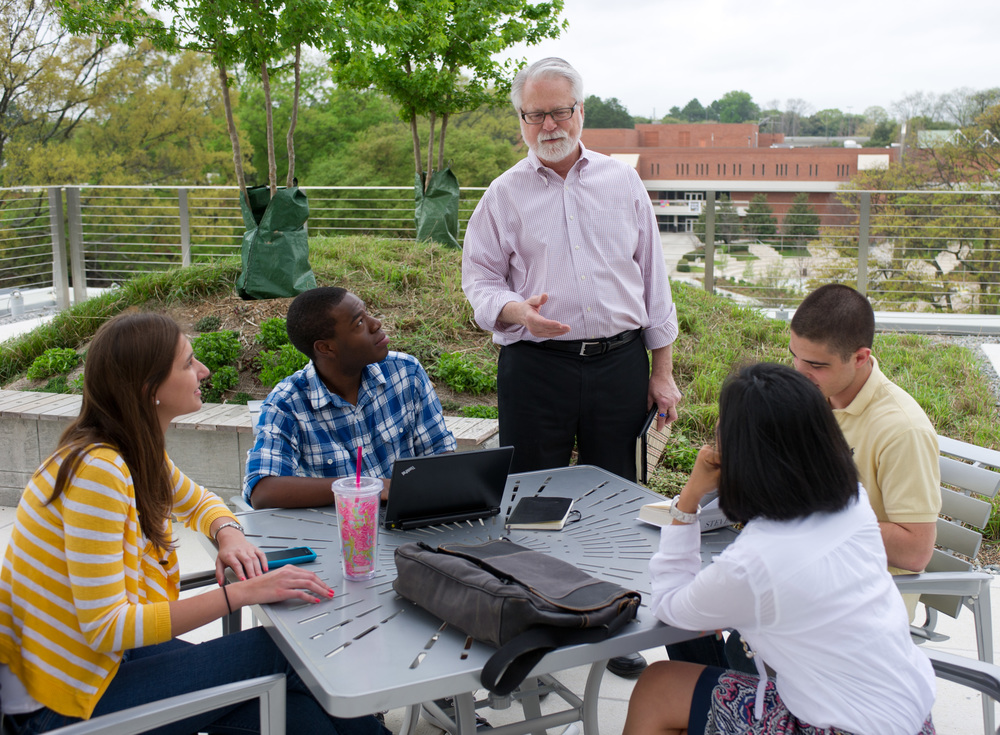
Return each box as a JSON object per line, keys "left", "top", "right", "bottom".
{"left": 226, "top": 465, "right": 737, "bottom": 735}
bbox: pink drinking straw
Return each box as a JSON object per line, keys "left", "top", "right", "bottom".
{"left": 355, "top": 446, "right": 362, "bottom": 487}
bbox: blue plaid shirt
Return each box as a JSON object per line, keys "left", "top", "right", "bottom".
{"left": 243, "top": 352, "right": 456, "bottom": 506}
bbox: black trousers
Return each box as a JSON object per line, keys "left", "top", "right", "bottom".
{"left": 497, "top": 338, "right": 649, "bottom": 481}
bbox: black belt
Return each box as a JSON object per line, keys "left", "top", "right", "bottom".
{"left": 527, "top": 329, "right": 642, "bottom": 357}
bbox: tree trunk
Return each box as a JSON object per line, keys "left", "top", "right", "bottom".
{"left": 217, "top": 63, "right": 247, "bottom": 200}
{"left": 262, "top": 61, "right": 277, "bottom": 196}
{"left": 410, "top": 113, "right": 422, "bottom": 176}
{"left": 437, "top": 112, "right": 449, "bottom": 171}
{"left": 425, "top": 110, "right": 436, "bottom": 191}
{"left": 286, "top": 44, "right": 301, "bottom": 188}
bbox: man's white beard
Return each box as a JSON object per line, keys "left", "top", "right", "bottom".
{"left": 527, "top": 129, "right": 579, "bottom": 163}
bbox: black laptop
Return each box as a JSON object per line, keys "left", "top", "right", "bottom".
{"left": 382, "top": 446, "right": 515, "bottom": 530}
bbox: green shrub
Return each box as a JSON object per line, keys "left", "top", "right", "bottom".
{"left": 258, "top": 344, "right": 309, "bottom": 388}
{"left": 432, "top": 352, "right": 497, "bottom": 395}
{"left": 192, "top": 331, "right": 241, "bottom": 372}
{"left": 194, "top": 315, "right": 222, "bottom": 332}
{"left": 460, "top": 404, "right": 499, "bottom": 419}
{"left": 71, "top": 374, "right": 85, "bottom": 393}
{"left": 230, "top": 392, "right": 253, "bottom": 405}
{"left": 660, "top": 433, "right": 702, "bottom": 473}
{"left": 256, "top": 317, "right": 289, "bottom": 351}
{"left": 26, "top": 348, "right": 80, "bottom": 380}
{"left": 201, "top": 365, "right": 238, "bottom": 403}
{"left": 35, "top": 376, "right": 72, "bottom": 394}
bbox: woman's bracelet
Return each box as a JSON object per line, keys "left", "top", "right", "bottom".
{"left": 213, "top": 520, "right": 245, "bottom": 542}
{"left": 221, "top": 584, "right": 233, "bottom": 615}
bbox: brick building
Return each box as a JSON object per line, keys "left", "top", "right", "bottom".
{"left": 580, "top": 123, "right": 899, "bottom": 232}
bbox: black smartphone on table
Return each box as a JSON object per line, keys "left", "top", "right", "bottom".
{"left": 264, "top": 546, "right": 317, "bottom": 569}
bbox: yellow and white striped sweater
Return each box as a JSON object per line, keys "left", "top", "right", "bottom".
{"left": 0, "top": 445, "right": 236, "bottom": 718}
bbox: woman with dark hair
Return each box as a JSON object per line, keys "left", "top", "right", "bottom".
{"left": 0, "top": 312, "right": 388, "bottom": 735}
{"left": 624, "top": 363, "right": 935, "bottom": 735}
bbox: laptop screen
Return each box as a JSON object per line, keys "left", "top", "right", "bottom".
{"left": 382, "top": 446, "right": 514, "bottom": 530}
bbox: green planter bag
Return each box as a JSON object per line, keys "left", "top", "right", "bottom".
{"left": 237, "top": 185, "right": 317, "bottom": 300}
{"left": 414, "top": 168, "right": 460, "bottom": 248}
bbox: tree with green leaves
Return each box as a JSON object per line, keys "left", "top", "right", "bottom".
{"left": 866, "top": 120, "right": 897, "bottom": 147}
{"left": 583, "top": 95, "right": 632, "bottom": 128}
{"left": 834, "top": 108, "right": 1000, "bottom": 312}
{"left": 713, "top": 90, "right": 759, "bottom": 124}
{"left": 743, "top": 194, "right": 777, "bottom": 242}
{"left": 680, "top": 98, "right": 705, "bottom": 122}
{"left": 332, "top": 0, "right": 565, "bottom": 189}
{"left": 55, "top": 0, "right": 337, "bottom": 200}
{"left": 239, "top": 70, "right": 397, "bottom": 186}
{"left": 781, "top": 193, "right": 819, "bottom": 248}
{"left": 693, "top": 195, "right": 741, "bottom": 245}
{"left": 0, "top": 0, "right": 136, "bottom": 181}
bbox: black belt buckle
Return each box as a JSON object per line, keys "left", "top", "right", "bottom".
{"left": 579, "top": 340, "right": 604, "bottom": 356}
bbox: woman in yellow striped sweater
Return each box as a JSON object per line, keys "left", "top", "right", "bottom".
{"left": 0, "top": 312, "right": 389, "bottom": 735}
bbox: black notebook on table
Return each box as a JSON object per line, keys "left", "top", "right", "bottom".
{"left": 506, "top": 495, "right": 575, "bottom": 530}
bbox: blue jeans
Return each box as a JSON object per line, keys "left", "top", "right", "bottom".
{"left": 14, "top": 628, "right": 389, "bottom": 735}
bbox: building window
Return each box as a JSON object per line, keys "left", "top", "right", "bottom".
{"left": 738, "top": 164, "right": 742, "bottom": 175}
{"left": 762, "top": 164, "right": 766, "bottom": 176}
{"left": 796, "top": 164, "right": 800, "bottom": 176}
{"left": 752, "top": 164, "right": 756, "bottom": 175}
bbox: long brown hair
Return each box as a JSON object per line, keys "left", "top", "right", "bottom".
{"left": 50, "top": 311, "right": 182, "bottom": 552}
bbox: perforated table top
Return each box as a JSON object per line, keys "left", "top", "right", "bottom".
{"left": 230, "top": 465, "right": 737, "bottom": 720}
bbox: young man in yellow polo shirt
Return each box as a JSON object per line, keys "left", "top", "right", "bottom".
{"left": 789, "top": 284, "right": 940, "bottom": 618}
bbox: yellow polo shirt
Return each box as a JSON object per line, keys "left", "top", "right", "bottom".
{"left": 833, "top": 357, "right": 941, "bottom": 617}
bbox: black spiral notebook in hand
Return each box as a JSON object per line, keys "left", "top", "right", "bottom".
{"left": 506, "top": 496, "right": 575, "bottom": 530}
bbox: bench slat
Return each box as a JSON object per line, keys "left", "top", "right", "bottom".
{"left": 938, "top": 434, "right": 1000, "bottom": 471}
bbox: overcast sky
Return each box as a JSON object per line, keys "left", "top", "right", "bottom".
{"left": 498, "top": 0, "right": 999, "bottom": 121}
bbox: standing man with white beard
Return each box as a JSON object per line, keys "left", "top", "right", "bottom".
{"left": 462, "top": 57, "right": 685, "bottom": 678}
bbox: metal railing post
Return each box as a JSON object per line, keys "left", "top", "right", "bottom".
{"left": 857, "top": 191, "right": 871, "bottom": 297}
{"left": 179, "top": 188, "right": 192, "bottom": 266}
{"left": 48, "top": 187, "right": 70, "bottom": 311}
{"left": 704, "top": 191, "right": 716, "bottom": 294}
{"left": 65, "top": 187, "right": 87, "bottom": 304}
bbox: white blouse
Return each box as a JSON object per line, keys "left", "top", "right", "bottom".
{"left": 649, "top": 486, "right": 935, "bottom": 735}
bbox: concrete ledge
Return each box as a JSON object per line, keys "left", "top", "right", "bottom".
{"left": 760, "top": 307, "right": 1000, "bottom": 336}
{"left": 0, "top": 390, "right": 499, "bottom": 507}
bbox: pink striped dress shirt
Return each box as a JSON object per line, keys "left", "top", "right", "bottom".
{"left": 462, "top": 143, "right": 678, "bottom": 350}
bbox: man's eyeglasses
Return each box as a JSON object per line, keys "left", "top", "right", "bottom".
{"left": 519, "top": 104, "right": 577, "bottom": 125}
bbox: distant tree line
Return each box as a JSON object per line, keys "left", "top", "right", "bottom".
{"left": 692, "top": 193, "right": 819, "bottom": 248}
{"left": 586, "top": 86, "right": 1000, "bottom": 153}
{"left": 5, "top": 0, "right": 999, "bottom": 189}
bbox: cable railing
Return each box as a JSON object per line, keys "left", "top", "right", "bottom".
{"left": 692, "top": 189, "right": 1000, "bottom": 313}
{"left": 2, "top": 184, "right": 1000, "bottom": 314}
